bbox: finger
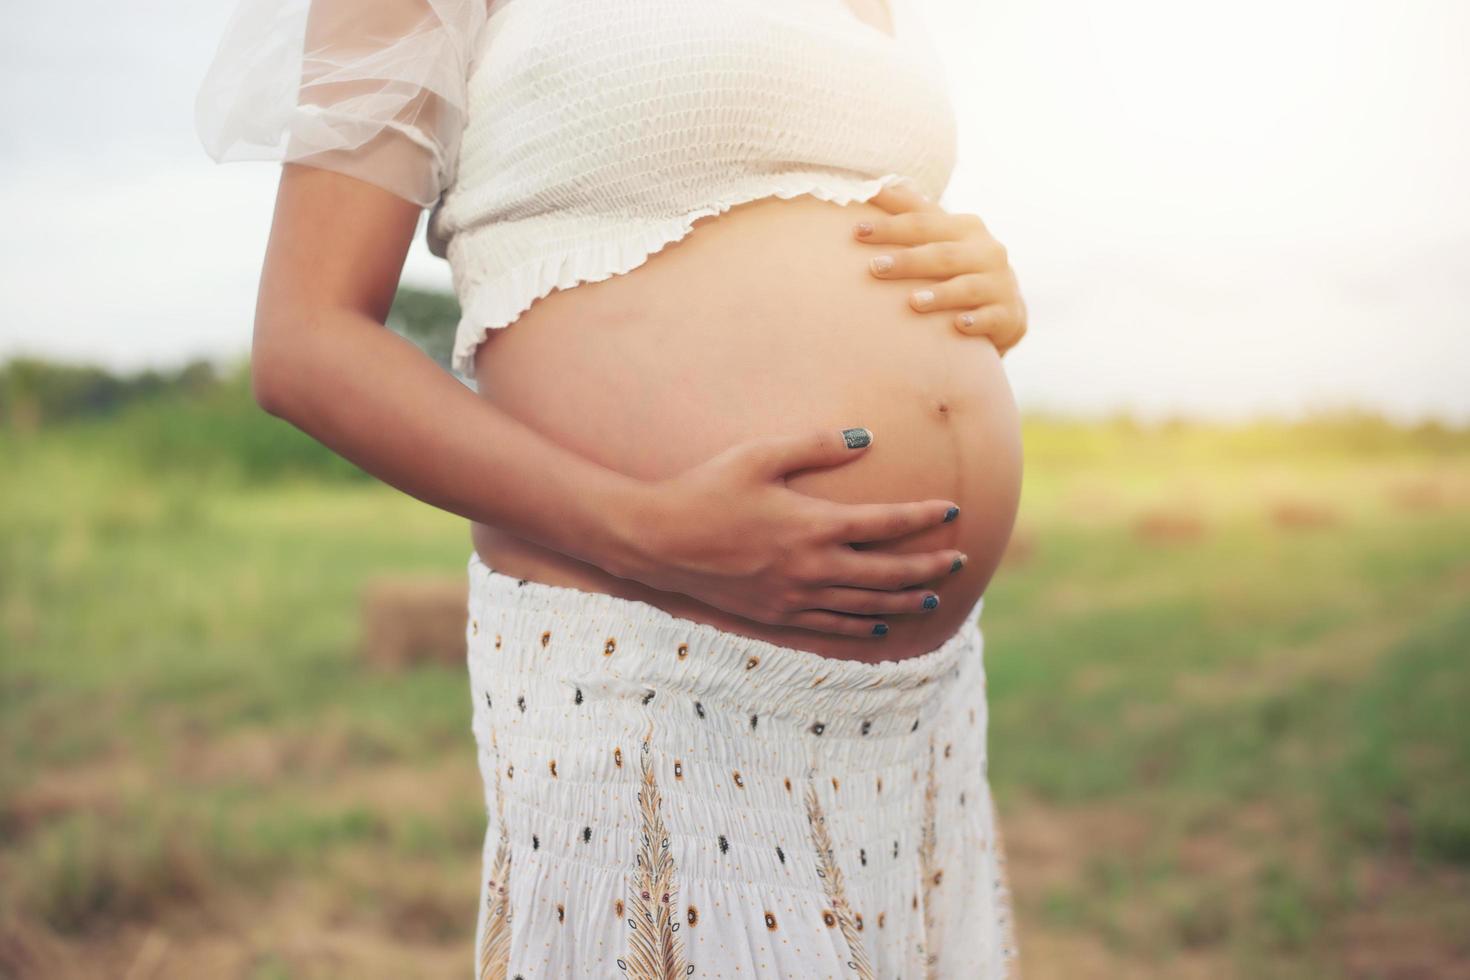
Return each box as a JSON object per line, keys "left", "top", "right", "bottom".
{"left": 855, "top": 211, "right": 993, "bottom": 246}
{"left": 823, "top": 499, "right": 961, "bottom": 544}
{"left": 825, "top": 548, "right": 969, "bottom": 592}
{"left": 909, "top": 273, "right": 1009, "bottom": 313}
{"left": 865, "top": 177, "right": 945, "bottom": 215}
{"left": 954, "top": 303, "right": 1024, "bottom": 351}
{"left": 867, "top": 240, "right": 991, "bottom": 280}
{"left": 782, "top": 608, "right": 894, "bottom": 638}
{"left": 803, "top": 585, "right": 943, "bottom": 616}
{"left": 857, "top": 210, "right": 971, "bottom": 247}
{"left": 751, "top": 425, "right": 874, "bottom": 479}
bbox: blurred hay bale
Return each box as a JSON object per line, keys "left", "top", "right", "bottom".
{"left": 1268, "top": 499, "right": 1341, "bottom": 530}
{"left": 360, "top": 575, "right": 468, "bottom": 669}
{"left": 1388, "top": 477, "right": 1451, "bottom": 513}
{"left": 1132, "top": 507, "right": 1206, "bottom": 543}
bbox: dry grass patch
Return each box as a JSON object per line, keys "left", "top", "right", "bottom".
{"left": 2, "top": 877, "right": 475, "bottom": 980}
{"left": 1, "top": 757, "right": 149, "bottom": 840}
{"left": 1334, "top": 856, "right": 1470, "bottom": 980}
{"left": 1019, "top": 928, "right": 1233, "bottom": 980}
{"left": 1173, "top": 612, "right": 1413, "bottom": 709}
{"left": 1003, "top": 798, "right": 1157, "bottom": 900}
{"left": 169, "top": 720, "right": 385, "bottom": 788}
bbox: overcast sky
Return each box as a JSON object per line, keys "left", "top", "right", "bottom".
{"left": 2, "top": 0, "right": 1466, "bottom": 422}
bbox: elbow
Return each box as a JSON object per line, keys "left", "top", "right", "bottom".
{"left": 249, "top": 343, "right": 291, "bottom": 418}
{"left": 249, "top": 313, "right": 308, "bottom": 419}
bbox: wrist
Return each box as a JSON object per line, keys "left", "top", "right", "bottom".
{"left": 585, "top": 473, "right": 670, "bottom": 585}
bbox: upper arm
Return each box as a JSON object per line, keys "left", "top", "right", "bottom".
{"left": 257, "top": 163, "right": 421, "bottom": 336}
{"left": 195, "top": 0, "right": 490, "bottom": 328}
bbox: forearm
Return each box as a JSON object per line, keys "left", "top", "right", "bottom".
{"left": 252, "top": 307, "right": 655, "bottom": 577}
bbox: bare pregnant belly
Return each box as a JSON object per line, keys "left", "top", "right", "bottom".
{"left": 468, "top": 194, "right": 1023, "bottom": 662}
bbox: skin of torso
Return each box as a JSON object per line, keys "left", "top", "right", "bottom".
{"left": 469, "top": 194, "right": 1023, "bottom": 662}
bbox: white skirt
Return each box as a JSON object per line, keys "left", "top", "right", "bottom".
{"left": 464, "top": 552, "right": 1018, "bottom": 978}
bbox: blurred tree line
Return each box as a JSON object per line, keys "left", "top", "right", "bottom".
{"left": 0, "top": 357, "right": 219, "bottom": 430}
{"left": 0, "top": 287, "right": 459, "bottom": 432}
{"left": 0, "top": 287, "right": 463, "bottom": 482}
{"left": 4, "top": 281, "right": 1466, "bottom": 479}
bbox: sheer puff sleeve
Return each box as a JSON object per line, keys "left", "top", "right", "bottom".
{"left": 195, "top": 0, "right": 489, "bottom": 215}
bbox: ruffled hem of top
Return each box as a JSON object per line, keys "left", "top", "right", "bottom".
{"left": 447, "top": 171, "right": 914, "bottom": 376}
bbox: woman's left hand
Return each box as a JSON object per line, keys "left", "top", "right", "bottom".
{"left": 852, "top": 179, "right": 1028, "bottom": 356}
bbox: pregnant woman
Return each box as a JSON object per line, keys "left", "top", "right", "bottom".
{"left": 197, "top": 0, "right": 1026, "bottom": 975}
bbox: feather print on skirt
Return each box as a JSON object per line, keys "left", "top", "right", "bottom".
{"left": 917, "top": 736, "right": 941, "bottom": 979}
{"left": 478, "top": 726, "right": 513, "bottom": 980}
{"left": 804, "top": 769, "right": 875, "bottom": 979}
{"left": 618, "top": 721, "right": 694, "bottom": 979}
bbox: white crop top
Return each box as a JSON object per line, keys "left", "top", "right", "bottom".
{"left": 196, "top": 0, "right": 959, "bottom": 375}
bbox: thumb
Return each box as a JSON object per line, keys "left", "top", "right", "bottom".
{"left": 751, "top": 426, "right": 873, "bottom": 479}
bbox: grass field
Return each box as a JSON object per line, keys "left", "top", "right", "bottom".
{"left": 2, "top": 379, "right": 1468, "bottom": 978}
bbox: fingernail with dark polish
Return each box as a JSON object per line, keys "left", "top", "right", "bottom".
{"left": 842, "top": 427, "right": 872, "bottom": 449}
{"left": 872, "top": 623, "right": 889, "bottom": 636}
{"left": 943, "top": 506, "right": 960, "bottom": 523}
{"left": 922, "top": 594, "right": 939, "bottom": 610}
{"left": 950, "top": 555, "right": 966, "bottom": 574}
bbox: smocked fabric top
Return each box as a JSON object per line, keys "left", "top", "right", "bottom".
{"left": 196, "top": 0, "right": 959, "bottom": 376}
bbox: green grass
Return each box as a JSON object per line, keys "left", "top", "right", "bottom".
{"left": 2, "top": 393, "right": 1468, "bottom": 977}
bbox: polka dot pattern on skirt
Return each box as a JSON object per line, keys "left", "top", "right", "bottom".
{"left": 464, "top": 553, "right": 1017, "bottom": 977}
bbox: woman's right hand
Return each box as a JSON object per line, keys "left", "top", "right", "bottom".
{"left": 612, "top": 427, "right": 967, "bottom": 638}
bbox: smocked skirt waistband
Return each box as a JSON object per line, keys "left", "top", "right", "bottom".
{"left": 465, "top": 552, "right": 986, "bottom": 735}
